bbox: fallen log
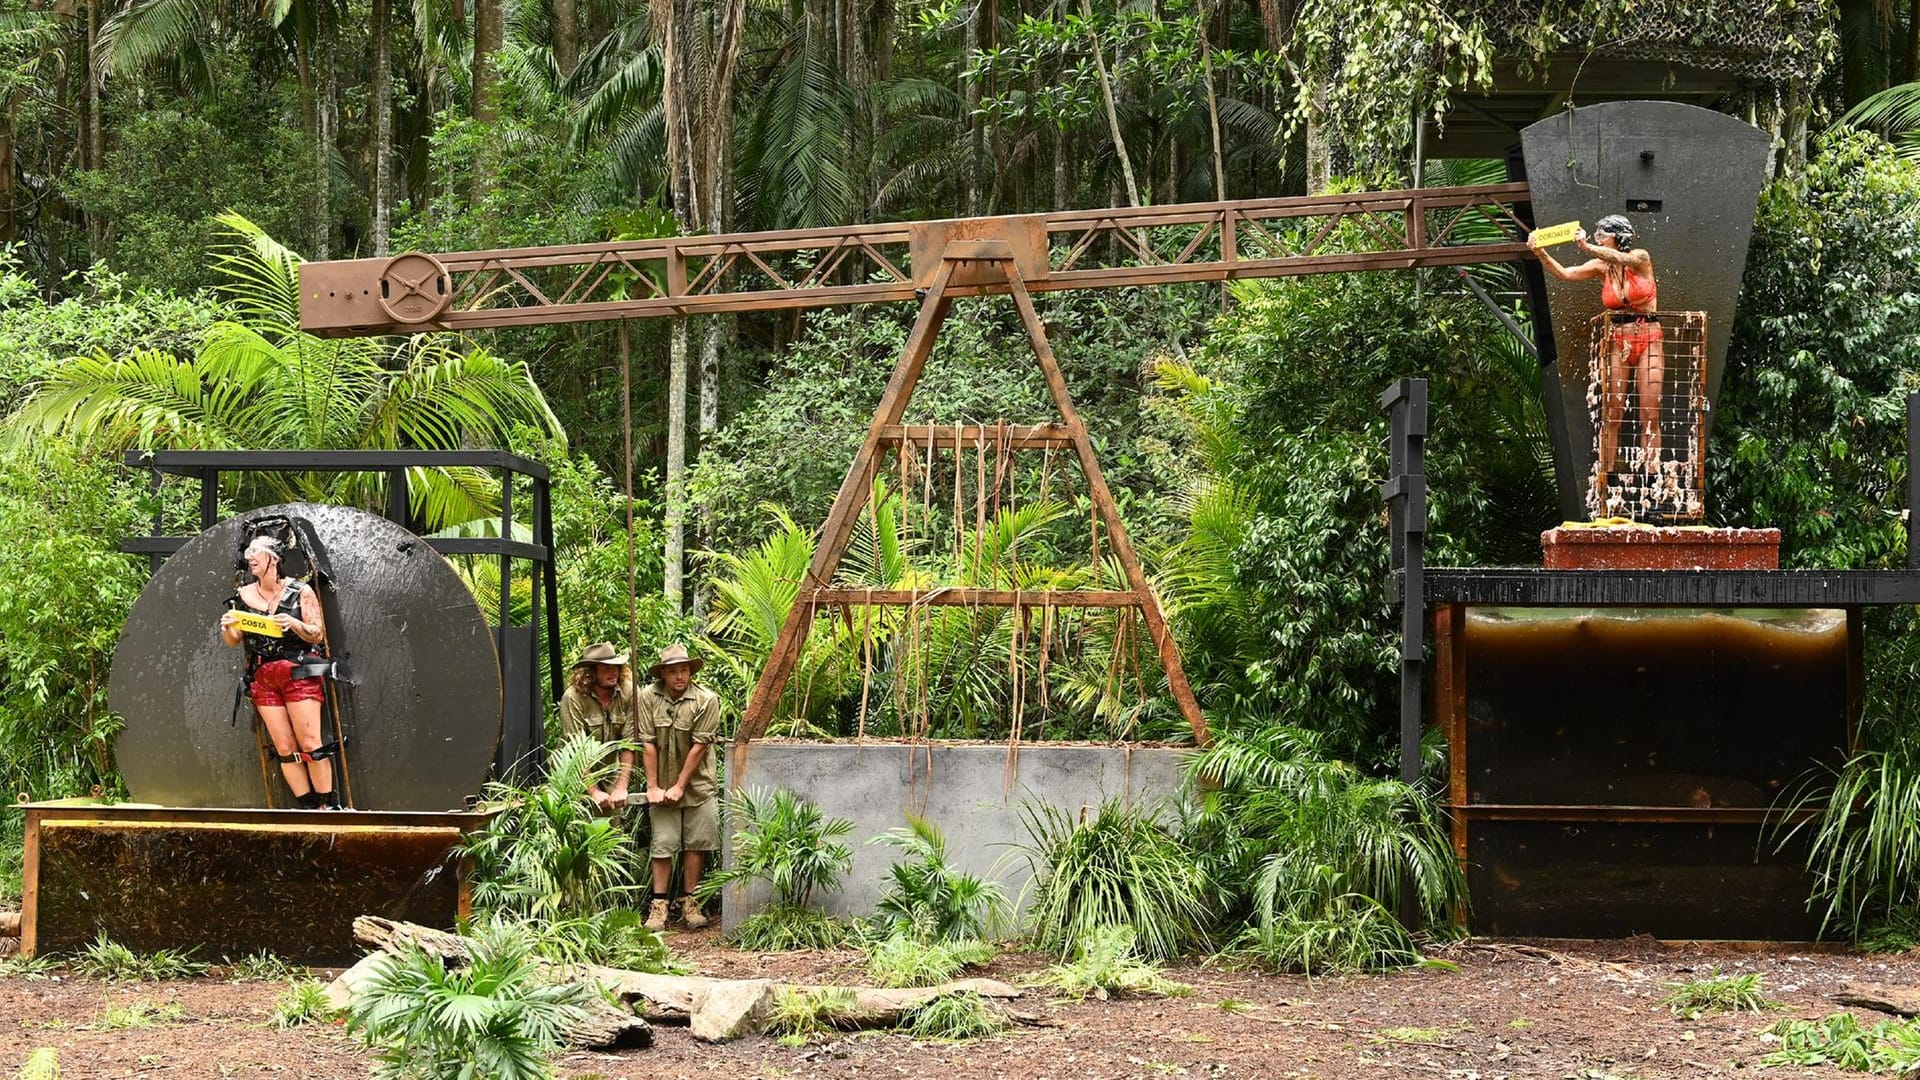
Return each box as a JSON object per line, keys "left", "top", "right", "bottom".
{"left": 343, "top": 917, "right": 1023, "bottom": 1043}
{"left": 0, "top": 912, "right": 20, "bottom": 937}
{"left": 335, "top": 918, "right": 651, "bottom": 1051}
{"left": 1833, "top": 984, "right": 1920, "bottom": 1019}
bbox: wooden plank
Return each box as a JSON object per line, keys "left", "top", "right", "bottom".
{"left": 804, "top": 588, "right": 1139, "bottom": 607}
{"left": 1001, "top": 264, "right": 1210, "bottom": 747}
{"left": 20, "top": 807, "right": 39, "bottom": 957}
{"left": 878, "top": 424, "right": 1073, "bottom": 449}
{"left": 1453, "top": 804, "right": 1822, "bottom": 824}
{"left": 735, "top": 261, "right": 960, "bottom": 745}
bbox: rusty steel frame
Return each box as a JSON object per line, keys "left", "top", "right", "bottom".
{"left": 295, "top": 187, "right": 1535, "bottom": 759}
{"left": 731, "top": 245, "right": 1209, "bottom": 752}
{"left": 297, "top": 183, "right": 1533, "bottom": 336}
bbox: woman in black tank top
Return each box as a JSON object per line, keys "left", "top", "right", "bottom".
{"left": 219, "top": 535, "right": 338, "bottom": 808}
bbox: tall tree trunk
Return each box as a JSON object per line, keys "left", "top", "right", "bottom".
{"left": 0, "top": 100, "right": 16, "bottom": 247}
{"left": 664, "top": 317, "right": 688, "bottom": 609}
{"left": 1305, "top": 81, "right": 1329, "bottom": 194}
{"left": 1199, "top": 7, "right": 1225, "bottom": 201}
{"left": 554, "top": 0, "right": 579, "bottom": 78}
{"left": 1906, "top": 0, "right": 1918, "bottom": 82}
{"left": 1053, "top": 125, "right": 1067, "bottom": 208}
{"left": 473, "top": 0, "right": 503, "bottom": 124}
{"left": 317, "top": 22, "right": 337, "bottom": 257}
{"left": 83, "top": 0, "right": 102, "bottom": 253}
{"left": 1084, "top": 0, "right": 1139, "bottom": 207}
{"left": 371, "top": 0, "right": 393, "bottom": 255}
{"left": 961, "top": 0, "right": 980, "bottom": 213}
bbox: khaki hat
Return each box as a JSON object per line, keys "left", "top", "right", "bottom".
{"left": 572, "top": 642, "right": 629, "bottom": 668}
{"left": 648, "top": 643, "right": 705, "bottom": 679}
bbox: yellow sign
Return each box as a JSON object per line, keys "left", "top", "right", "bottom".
{"left": 1528, "top": 221, "right": 1583, "bottom": 248}
{"left": 228, "top": 611, "right": 283, "bottom": 636}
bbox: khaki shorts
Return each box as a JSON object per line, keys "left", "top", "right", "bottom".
{"left": 648, "top": 797, "right": 720, "bottom": 858}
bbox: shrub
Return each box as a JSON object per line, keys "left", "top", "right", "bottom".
{"left": 1227, "top": 895, "right": 1421, "bottom": 976}
{"left": 1185, "top": 722, "right": 1464, "bottom": 964}
{"left": 93, "top": 999, "right": 186, "bottom": 1030}
{"left": 864, "top": 935, "right": 993, "bottom": 988}
{"left": 1027, "top": 926, "right": 1193, "bottom": 1001}
{"left": 1017, "top": 799, "right": 1211, "bottom": 960}
{"left": 699, "top": 787, "right": 854, "bottom": 910}
{"left": 347, "top": 924, "right": 592, "bottom": 1080}
{"left": 272, "top": 979, "right": 338, "bottom": 1029}
{"left": 1761, "top": 1012, "right": 1920, "bottom": 1071}
{"left": 517, "top": 908, "right": 681, "bottom": 973}
{"left": 869, "top": 815, "right": 1009, "bottom": 942}
{"left": 463, "top": 734, "right": 643, "bottom": 919}
{"left": 725, "top": 905, "right": 858, "bottom": 951}
{"left": 1778, "top": 742, "right": 1920, "bottom": 937}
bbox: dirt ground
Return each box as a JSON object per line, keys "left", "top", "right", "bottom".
{"left": 5, "top": 926, "right": 1920, "bottom": 1079}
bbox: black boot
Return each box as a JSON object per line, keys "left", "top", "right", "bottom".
{"left": 295, "top": 791, "right": 322, "bottom": 810}
{"left": 316, "top": 788, "right": 343, "bottom": 810}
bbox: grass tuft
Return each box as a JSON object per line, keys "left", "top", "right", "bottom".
{"left": 92, "top": 998, "right": 186, "bottom": 1030}
{"left": 75, "top": 934, "right": 208, "bottom": 982}
{"left": 902, "top": 991, "right": 1006, "bottom": 1041}
{"left": 1658, "top": 969, "right": 1775, "bottom": 1017}
{"left": 0, "top": 953, "right": 61, "bottom": 980}
{"left": 223, "top": 951, "right": 304, "bottom": 982}
{"left": 15, "top": 1047, "right": 59, "bottom": 1080}
{"left": 272, "top": 979, "right": 338, "bottom": 1029}
{"left": 765, "top": 986, "right": 861, "bottom": 1045}
{"left": 1226, "top": 896, "right": 1422, "bottom": 976}
{"left": 725, "top": 905, "right": 856, "bottom": 951}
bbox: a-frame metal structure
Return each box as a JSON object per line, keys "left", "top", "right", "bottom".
{"left": 297, "top": 184, "right": 1540, "bottom": 751}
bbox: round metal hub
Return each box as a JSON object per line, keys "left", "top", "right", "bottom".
{"left": 377, "top": 252, "right": 452, "bottom": 324}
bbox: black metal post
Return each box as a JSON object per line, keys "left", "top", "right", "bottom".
{"left": 1380, "top": 378, "right": 1428, "bottom": 786}
{"left": 538, "top": 473, "right": 562, "bottom": 776}
{"left": 198, "top": 468, "right": 219, "bottom": 529}
{"left": 387, "top": 469, "right": 410, "bottom": 529}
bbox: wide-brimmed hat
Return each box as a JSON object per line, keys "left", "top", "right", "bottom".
{"left": 572, "top": 642, "right": 630, "bottom": 668}
{"left": 648, "top": 643, "right": 705, "bottom": 679}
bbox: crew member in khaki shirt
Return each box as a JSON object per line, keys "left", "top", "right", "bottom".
{"left": 636, "top": 643, "right": 723, "bottom": 930}
{"left": 556, "top": 641, "right": 638, "bottom": 813}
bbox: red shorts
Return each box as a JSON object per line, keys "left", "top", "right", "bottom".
{"left": 251, "top": 659, "right": 325, "bottom": 707}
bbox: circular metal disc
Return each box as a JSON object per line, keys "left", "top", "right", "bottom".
{"left": 378, "top": 252, "right": 452, "bottom": 324}
{"left": 109, "top": 504, "right": 502, "bottom": 810}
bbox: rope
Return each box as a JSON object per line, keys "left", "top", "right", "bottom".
{"left": 857, "top": 587, "right": 874, "bottom": 741}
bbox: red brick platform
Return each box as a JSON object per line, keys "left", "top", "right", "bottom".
{"left": 1541, "top": 525, "right": 1782, "bottom": 571}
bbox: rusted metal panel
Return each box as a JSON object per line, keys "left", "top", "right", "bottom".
{"left": 1466, "top": 820, "right": 1822, "bottom": 940}
{"left": 23, "top": 803, "right": 494, "bottom": 963}
{"left": 910, "top": 220, "right": 1047, "bottom": 287}
{"left": 1460, "top": 608, "right": 1850, "bottom": 809}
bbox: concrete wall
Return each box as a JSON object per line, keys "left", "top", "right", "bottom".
{"left": 720, "top": 742, "right": 1191, "bottom": 932}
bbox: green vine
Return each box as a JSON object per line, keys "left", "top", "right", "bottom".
{"left": 1294, "top": 0, "right": 1838, "bottom": 181}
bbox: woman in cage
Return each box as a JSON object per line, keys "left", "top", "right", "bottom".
{"left": 219, "top": 535, "right": 340, "bottom": 809}
{"left": 1531, "top": 215, "right": 1663, "bottom": 503}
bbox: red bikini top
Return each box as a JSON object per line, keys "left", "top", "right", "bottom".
{"left": 1601, "top": 265, "right": 1657, "bottom": 312}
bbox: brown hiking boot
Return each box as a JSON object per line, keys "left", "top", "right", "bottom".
{"left": 645, "top": 898, "right": 670, "bottom": 931}
{"left": 679, "top": 896, "right": 709, "bottom": 930}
